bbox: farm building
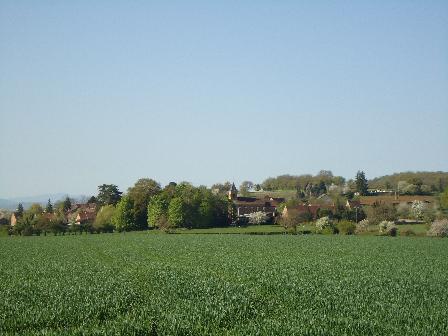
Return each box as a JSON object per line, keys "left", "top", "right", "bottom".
{"left": 228, "top": 183, "right": 284, "bottom": 218}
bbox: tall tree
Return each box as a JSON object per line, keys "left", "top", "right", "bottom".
{"left": 239, "top": 181, "right": 254, "bottom": 196}
{"left": 440, "top": 186, "right": 448, "bottom": 210}
{"left": 63, "top": 197, "right": 72, "bottom": 212}
{"left": 45, "top": 199, "right": 53, "bottom": 213}
{"left": 112, "top": 196, "right": 134, "bottom": 232}
{"left": 28, "top": 203, "right": 44, "bottom": 216}
{"left": 147, "top": 195, "right": 168, "bottom": 228}
{"left": 16, "top": 203, "right": 24, "bottom": 217}
{"left": 97, "top": 184, "right": 122, "bottom": 206}
{"left": 211, "top": 182, "right": 232, "bottom": 195}
{"left": 168, "top": 197, "right": 186, "bottom": 228}
{"left": 127, "top": 178, "right": 161, "bottom": 230}
{"left": 355, "top": 171, "right": 369, "bottom": 196}
{"left": 93, "top": 205, "right": 116, "bottom": 233}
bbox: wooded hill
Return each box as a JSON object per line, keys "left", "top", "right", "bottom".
{"left": 368, "top": 171, "right": 448, "bottom": 192}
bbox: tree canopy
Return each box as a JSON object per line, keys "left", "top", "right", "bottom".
{"left": 97, "top": 184, "right": 122, "bottom": 206}
{"left": 127, "top": 178, "right": 161, "bottom": 230}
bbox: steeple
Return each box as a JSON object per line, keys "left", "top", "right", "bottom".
{"left": 228, "top": 183, "right": 238, "bottom": 201}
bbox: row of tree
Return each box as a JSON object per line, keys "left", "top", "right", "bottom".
{"left": 93, "top": 180, "right": 232, "bottom": 232}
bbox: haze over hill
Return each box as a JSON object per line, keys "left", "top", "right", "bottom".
{"left": 0, "top": 194, "right": 87, "bottom": 210}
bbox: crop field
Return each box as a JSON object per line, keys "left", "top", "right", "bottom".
{"left": 0, "top": 234, "right": 447, "bottom": 335}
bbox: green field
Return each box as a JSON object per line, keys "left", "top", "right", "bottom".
{"left": 1, "top": 234, "right": 447, "bottom": 335}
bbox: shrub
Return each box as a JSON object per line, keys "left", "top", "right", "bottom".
{"left": 248, "top": 211, "right": 268, "bottom": 225}
{"left": 315, "top": 216, "right": 337, "bottom": 234}
{"left": 401, "top": 229, "right": 416, "bottom": 236}
{"left": 367, "top": 202, "right": 397, "bottom": 225}
{"left": 337, "top": 221, "right": 356, "bottom": 235}
{"left": 411, "top": 200, "right": 425, "bottom": 220}
{"left": 316, "top": 216, "right": 332, "bottom": 231}
{"left": 279, "top": 216, "right": 297, "bottom": 234}
{"left": 427, "top": 219, "right": 448, "bottom": 237}
{"left": 158, "top": 215, "right": 174, "bottom": 233}
{"left": 279, "top": 209, "right": 310, "bottom": 234}
{"left": 355, "top": 219, "right": 370, "bottom": 234}
{"left": 321, "top": 226, "right": 338, "bottom": 235}
{"left": 378, "top": 221, "right": 397, "bottom": 237}
{"left": 94, "top": 205, "right": 116, "bottom": 233}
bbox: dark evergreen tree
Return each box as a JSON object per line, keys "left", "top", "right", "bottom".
{"left": 45, "top": 199, "right": 53, "bottom": 213}
{"left": 63, "top": 197, "right": 72, "bottom": 212}
{"left": 97, "top": 184, "right": 122, "bottom": 206}
{"left": 355, "top": 171, "right": 369, "bottom": 196}
{"left": 16, "top": 203, "right": 24, "bottom": 217}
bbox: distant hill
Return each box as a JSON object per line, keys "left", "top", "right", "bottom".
{"left": 0, "top": 194, "right": 88, "bottom": 210}
{"left": 368, "top": 171, "right": 448, "bottom": 192}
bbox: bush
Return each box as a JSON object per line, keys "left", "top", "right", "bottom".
{"left": 367, "top": 203, "right": 397, "bottom": 225}
{"left": 321, "top": 226, "right": 338, "bottom": 235}
{"left": 401, "top": 229, "right": 416, "bottom": 236}
{"left": 316, "top": 216, "right": 332, "bottom": 231}
{"left": 315, "top": 217, "right": 337, "bottom": 234}
{"left": 337, "top": 221, "right": 356, "bottom": 235}
{"left": 248, "top": 211, "right": 268, "bottom": 225}
{"left": 427, "top": 219, "right": 448, "bottom": 237}
{"left": 378, "top": 221, "right": 397, "bottom": 237}
{"left": 355, "top": 219, "right": 370, "bottom": 234}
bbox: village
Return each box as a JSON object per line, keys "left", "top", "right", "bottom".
{"left": 2, "top": 171, "right": 443, "bottom": 237}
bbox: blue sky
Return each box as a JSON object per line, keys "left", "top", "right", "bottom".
{"left": 1, "top": 1, "right": 447, "bottom": 198}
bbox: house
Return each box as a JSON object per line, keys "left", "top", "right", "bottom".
{"left": 67, "top": 203, "right": 97, "bottom": 225}
{"left": 317, "top": 194, "right": 333, "bottom": 205}
{"left": 346, "top": 200, "right": 361, "bottom": 209}
{"left": 228, "top": 184, "right": 284, "bottom": 218}
{"left": 10, "top": 212, "right": 19, "bottom": 226}
{"left": 75, "top": 210, "right": 96, "bottom": 225}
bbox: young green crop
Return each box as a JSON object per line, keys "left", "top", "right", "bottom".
{"left": 0, "top": 234, "right": 447, "bottom": 335}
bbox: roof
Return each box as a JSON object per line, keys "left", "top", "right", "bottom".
{"left": 347, "top": 200, "right": 361, "bottom": 208}
{"left": 68, "top": 203, "right": 96, "bottom": 214}
{"left": 77, "top": 211, "right": 96, "bottom": 222}
{"left": 284, "top": 204, "right": 336, "bottom": 218}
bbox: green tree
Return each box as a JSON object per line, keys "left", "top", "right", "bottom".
{"left": 63, "top": 197, "right": 72, "bottom": 212}
{"left": 147, "top": 195, "right": 168, "bottom": 228}
{"left": 16, "top": 203, "right": 24, "bottom": 217}
{"left": 112, "top": 196, "right": 134, "bottom": 232}
{"left": 211, "top": 182, "right": 232, "bottom": 195}
{"left": 355, "top": 171, "right": 369, "bottom": 196}
{"left": 93, "top": 205, "right": 116, "bottom": 233}
{"left": 28, "top": 203, "right": 43, "bottom": 216}
{"left": 48, "top": 214, "right": 67, "bottom": 235}
{"left": 35, "top": 214, "right": 51, "bottom": 235}
{"left": 15, "top": 212, "right": 36, "bottom": 236}
{"left": 198, "top": 196, "right": 213, "bottom": 228}
{"left": 367, "top": 202, "right": 397, "bottom": 225}
{"left": 45, "top": 199, "right": 53, "bottom": 213}
{"left": 239, "top": 181, "right": 253, "bottom": 196}
{"left": 97, "top": 184, "right": 122, "bottom": 206}
{"left": 440, "top": 186, "right": 448, "bottom": 210}
{"left": 127, "top": 178, "right": 161, "bottom": 230}
{"left": 168, "top": 197, "right": 186, "bottom": 228}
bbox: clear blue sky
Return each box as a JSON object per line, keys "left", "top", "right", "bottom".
{"left": 1, "top": 1, "right": 447, "bottom": 198}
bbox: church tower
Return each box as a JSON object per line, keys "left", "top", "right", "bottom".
{"left": 228, "top": 183, "right": 238, "bottom": 201}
